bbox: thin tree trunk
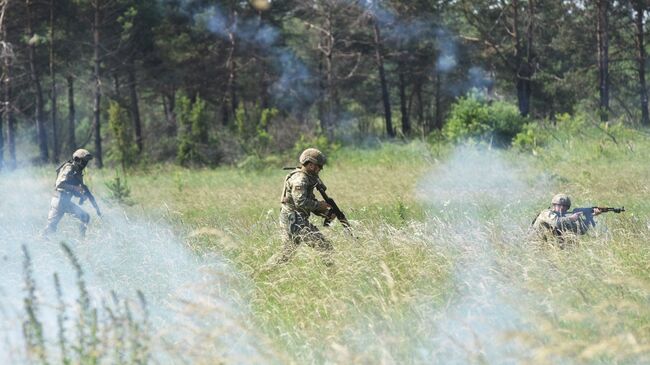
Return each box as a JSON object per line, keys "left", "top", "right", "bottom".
{"left": 127, "top": 58, "right": 143, "bottom": 152}
{"left": 221, "top": 9, "right": 238, "bottom": 126}
{"left": 26, "top": 0, "right": 48, "bottom": 163}
{"left": 0, "top": 76, "right": 3, "bottom": 171}
{"left": 49, "top": 0, "right": 59, "bottom": 162}
{"left": 597, "top": 0, "right": 610, "bottom": 122}
{"left": 6, "top": 73, "right": 16, "bottom": 168}
{"left": 3, "top": 51, "right": 16, "bottom": 168}
{"left": 513, "top": 0, "right": 534, "bottom": 117}
{"left": 633, "top": 0, "right": 649, "bottom": 126}
{"left": 92, "top": 0, "right": 103, "bottom": 167}
{"left": 162, "top": 89, "right": 177, "bottom": 136}
{"left": 67, "top": 74, "right": 76, "bottom": 150}
{"left": 398, "top": 64, "right": 410, "bottom": 136}
{"left": 371, "top": 18, "right": 393, "bottom": 138}
{"left": 434, "top": 71, "right": 443, "bottom": 130}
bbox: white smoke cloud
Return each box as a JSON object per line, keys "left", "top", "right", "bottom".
{"left": 0, "top": 168, "right": 275, "bottom": 364}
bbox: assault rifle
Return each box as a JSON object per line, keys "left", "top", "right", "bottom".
{"left": 570, "top": 206, "right": 625, "bottom": 227}
{"left": 283, "top": 166, "right": 352, "bottom": 235}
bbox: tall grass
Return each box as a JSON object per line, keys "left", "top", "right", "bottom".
{"left": 14, "top": 120, "right": 649, "bottom": 363}
{"left": 19, "top": 243, "right": 149, "bottom": 364}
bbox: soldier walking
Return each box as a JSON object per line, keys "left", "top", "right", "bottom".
{"left": 265, "top": 148, "right": 334, "bottom": 268}
{"left": 43, "top": 149, "right": 99, "bottom": 237}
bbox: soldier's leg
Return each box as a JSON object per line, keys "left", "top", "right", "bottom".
{"left": 44, "top": 193, "right": 68, "bottom": 235}
{"left": 265, "top": 213, "right": 301, "bottom": 268}
{"left": 301, "top": 222, "right": 334, "bottom": 267}
{"left": 67, "top": 202, "right": 90, "bottom": 237}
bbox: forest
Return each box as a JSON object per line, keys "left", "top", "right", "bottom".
{"left": 1, "top": 0, "right": 649, "bottom": 169}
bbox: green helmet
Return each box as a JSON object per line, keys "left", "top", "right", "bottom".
{"left": 72, "top": 148, "right": 93, "bottom": 162}
{"left": 551, "top": 193, "right": 571, "bottom": 208}
{"left": 299, "top": 148, "right": 326, "bottom": 167}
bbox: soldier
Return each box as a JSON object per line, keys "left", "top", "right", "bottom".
{"left": 43, "top": 149, "right": 98, "bottom": 237}
{"left": 265, "top": 148, "right": 334, "bottom": 268}
{"left": 532, "top": 193, "right": 602, "bottom": 246}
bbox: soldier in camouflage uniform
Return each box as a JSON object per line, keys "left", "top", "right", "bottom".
{"left": 266, "top": 148, "right": 334, "bottom": 267}
{"left": 43, "top": 149, "right": 95, "bottom": 237}
{"left": 532, "top": 193, "right": 602, "bottom": 246}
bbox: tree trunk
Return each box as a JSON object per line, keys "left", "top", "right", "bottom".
{"left": 3, "top": 57, "right": 16, "bottom": 169}
{"left": 26, "top": 0, "right": 48, "bottom": 163}
{"left": 597, "top": 0, "right": 610, "bottom": 122}
{"left": 0, "top": 77, "right": 3, "bottom": 171}
{"left": 633, "top": 0, "right": 649, "bottom": 127}
{"left": 513, "top": 0, "right": 534, "bottom": 117}
{"left": 398, "top": 64, "right": 410, "bottom": 136}
{"left": 67, "top": 74, "right": 76, "bottom": 150}
{"left": 221, "top": 9, "right": 238, "bottom": 126}
{"left": 371, "top": 18, "right": 394, "bottom": 138}
{"left": 127, "top": 58, "right": 143, "bottom": 152}
{"left": 92, "top": 0, "right": 103, "bottom": 168}
{"left": 162, "top": 89, "right": 177, "bottom": 136}
{"left": 434, "top": 71, "right": 443, "bottom": 130}
{"left": 49, "top": 0, "right": 59, "bottom": 162}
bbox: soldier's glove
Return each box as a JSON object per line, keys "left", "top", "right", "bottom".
{"left": 315, "top": 200, "right": 331, "bottom": 215}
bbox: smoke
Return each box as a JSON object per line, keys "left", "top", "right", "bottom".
{"left": 415, "top": 146, "right": 547, "bottom": 363}
{"left": 0, "top": 169, "right": 275, "bottom": 363}
{"left": 195, "top": 4, "right": 318, "bottom": 112}
{"left": 435, "top": 28, "right": 458, "bottom": 73}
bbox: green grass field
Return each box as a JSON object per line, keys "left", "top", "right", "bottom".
{"left": 9, "top": 122, "right": 649, "bottom": 364}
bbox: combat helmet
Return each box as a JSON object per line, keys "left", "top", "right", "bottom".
{"left": 299, "top": 148, "right": 326, "bottom": 167}
{"left": 72, "top": 149, "right": 93, "bottom": 162}
{"left": 551, "top": 193, "right": 571, "bottom": 208}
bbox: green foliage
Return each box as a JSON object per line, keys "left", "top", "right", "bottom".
{"left": 291, "top": 134, "right": 339, "bottom": 162}
{"left": 176, "top": 94, "right": 213, "bottom": 166}
{"left": 235, "top": 103, "right": 277, "bottom": 156}
{"left": 236, "top": 154, "right": 283, "bottom": 171}
{"left": 105, "top": 174, "right": 134, "bottom": 206}
{"left": 107, "top": 101, "right": 138, "bottom": 170}
{"left": 443, "top": 95, "right": 528, "bottom": 147}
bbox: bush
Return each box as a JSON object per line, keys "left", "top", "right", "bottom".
{"left": 291, "top": 135, "right": 339, "bottom": 163}
{"left": 107, "top": 100, "right": 138, "bottom": 170}
{"left": 443, "top": 95, "right": 528, "bottom": 147}
{"left": 176, "top": 94, "right": 218, "bottom": 166}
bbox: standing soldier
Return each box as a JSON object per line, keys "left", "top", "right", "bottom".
{"left": 266, "top": 148, "right": 334, "bottom": 268}
{"left": 532, "top": 193, "right": 601, "bottom": 246}
{"left": 43, "top": 149, "right": 100, "bottom": 238}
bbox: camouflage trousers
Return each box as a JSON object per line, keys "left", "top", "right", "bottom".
{"left": 44, "top": 191, "right": 90, "bottom": 237}
{"left": 267, "top": 210, "right": 333, "bottom": 267}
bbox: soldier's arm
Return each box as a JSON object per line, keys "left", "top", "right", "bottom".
{"left": 290, "top": 175, "right": 320, "bottom": 213}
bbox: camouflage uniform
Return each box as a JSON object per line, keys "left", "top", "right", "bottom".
{"left": 44, "top": 150, "right": 92, "bottom": 236}
{"left": 532, "top": 193, "right": 589, "bottom": 246}
{"left": 269, "top": 167, "right": 333, "bottom": 266}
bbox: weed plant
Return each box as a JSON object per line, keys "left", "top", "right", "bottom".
{"left": 20, "top": 243, "right": 149, "bottom": 364}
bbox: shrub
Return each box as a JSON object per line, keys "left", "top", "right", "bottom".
{"left": 177, "top": 94, "right": 217, "bottom": 166}
{"left": 107, "top": 100, "right": 138, "bottom": 170}
{"left": 443, "top": 95, "right": 528, "bottom": 147}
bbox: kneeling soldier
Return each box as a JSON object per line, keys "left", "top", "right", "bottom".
{"left": 532, "top": 193, "right": 601, "bottom": 247}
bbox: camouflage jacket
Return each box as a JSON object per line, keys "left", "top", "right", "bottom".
{"left": 280, "top": 168, "right": 322, "bottom": 217}
{"left": 532, "top": 209, "right": 588, "bottom": 236}
{"left": 54, "top": 161, "right": 84, "bottom": 194}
